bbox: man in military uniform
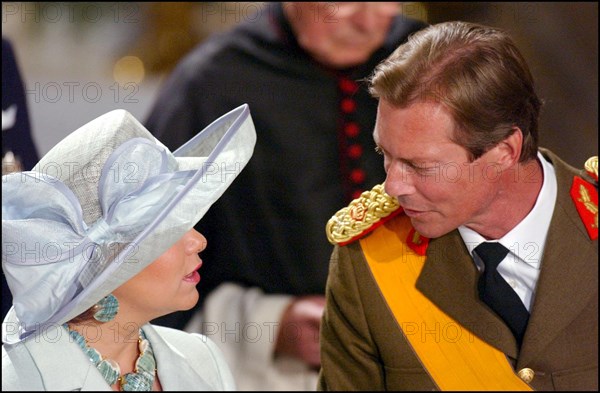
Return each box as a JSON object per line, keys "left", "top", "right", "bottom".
{"left": 319, "top": 21, "right": 597, "bottom": 391}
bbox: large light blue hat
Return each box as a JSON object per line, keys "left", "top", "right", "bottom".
{"left": 2, "top": 104, "right": 256, "bottom": 344}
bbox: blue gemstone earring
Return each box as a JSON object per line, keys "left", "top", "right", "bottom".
{"left": 93, "top": 294, "right": 119, "bottom": 322}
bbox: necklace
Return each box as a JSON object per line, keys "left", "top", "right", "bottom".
{"left": 64, "top": 324, "right": 157, "bottom": 391}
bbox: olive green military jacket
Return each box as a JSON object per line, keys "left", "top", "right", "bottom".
{"left": 318, "top": 150, "right": 598, "bottom": 391}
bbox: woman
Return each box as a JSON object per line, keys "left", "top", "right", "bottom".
{"left": 2, "top": 104, "right": 256, "bottom": 390}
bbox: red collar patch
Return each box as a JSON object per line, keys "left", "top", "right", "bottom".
{"left": 406, "top": 227, "right": 430, "bottom": 256}
{"left": 570, "top": 176, "right": 598, "bottom": 240}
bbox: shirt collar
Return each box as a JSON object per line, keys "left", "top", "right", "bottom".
{"left": 459, "top": 151, "right": 557, "bottom": 269}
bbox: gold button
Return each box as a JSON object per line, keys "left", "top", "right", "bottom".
{"left": 517, "top": 367, "right": 535, "bottom": 383}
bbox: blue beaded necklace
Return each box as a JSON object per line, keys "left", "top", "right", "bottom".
{"left": 64, "top": 324, "right": 157, "bottom": 391}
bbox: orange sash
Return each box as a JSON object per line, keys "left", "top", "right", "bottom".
{"left": 360, "top": 216, "right": 532, "bottom": 391}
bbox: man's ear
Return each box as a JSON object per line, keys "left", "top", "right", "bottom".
{"left": 494, "top": 127, "right": 523, "bottom": 170}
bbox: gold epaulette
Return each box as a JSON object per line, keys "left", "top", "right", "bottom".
{"left": 571, "top": 156, "right": 598, "bottom": 241}
{"left": 584, "top": 156, "right": 598, "bottom": 183}
{"left": 326, "top": 184, "right": 403, "bottom": 246}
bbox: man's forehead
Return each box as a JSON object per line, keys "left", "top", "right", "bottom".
{"left": 374, "top": 101, "right": 456, "bottom": 136}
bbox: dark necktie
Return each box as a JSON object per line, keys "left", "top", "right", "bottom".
{"left": 475, "top": 242, "right": 530, "bottom": 345}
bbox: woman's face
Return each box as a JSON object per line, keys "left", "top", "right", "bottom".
{"left": 112, "top": 229, "right": 207, "bottom": 322}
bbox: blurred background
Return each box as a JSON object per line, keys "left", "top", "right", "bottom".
{"left": 2, "top": 2, "right": 598, "bottom": 166}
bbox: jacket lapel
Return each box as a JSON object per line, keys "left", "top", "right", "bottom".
{"left": 143, "top": 326, "right": 215, "bottom": 390}
{"left": 416, "top": 232, "right": 518, "bottom": 359}
{"left": 23, "top": 324, "right": 110, "bottom": 391}
{"left": 517, "top": 151, "right": 598, "bottom": 368}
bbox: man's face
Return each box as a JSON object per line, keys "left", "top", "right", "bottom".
{"left": 374, "top": 100, "right": 504, "bottom": 238}
{"left": 284, "top": 2, "right": 399, "bottom": 69}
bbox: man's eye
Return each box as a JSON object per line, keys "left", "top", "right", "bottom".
{"left": 412, "top": 164, "right": 437, "bottom": 174}
{"left": 374, "top": 146, "right": 383, "bottom": 155}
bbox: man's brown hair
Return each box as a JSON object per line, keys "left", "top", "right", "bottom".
{"left": 369, "top": 21, "right": 542, "bottom": 162}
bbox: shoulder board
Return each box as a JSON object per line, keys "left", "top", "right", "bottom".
{"left": 571, "top": 156, "right": 598, "bottom": 240}
{"left": 326, "top": 184, "right": 403, "bottom": 246}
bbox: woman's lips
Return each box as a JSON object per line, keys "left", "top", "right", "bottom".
{"left": 183, "top": 263, "right": 202, "bottom": 283}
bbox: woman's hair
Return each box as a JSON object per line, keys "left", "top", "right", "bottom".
{"left": 68, "top": 306, "right": 97, "bottom": 324}
{"left": 69, "top": 243, "right": 129, "bottom": 325}
{"left": 368, "top": 21, "right": 542, "bottom": 162}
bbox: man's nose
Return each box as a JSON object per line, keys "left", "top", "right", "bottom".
{"left": 384, "top": 162, "right": 417, "bottom": 197}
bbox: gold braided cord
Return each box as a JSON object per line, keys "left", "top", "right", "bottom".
{"left": 584, "top": 156, "right": 598, "bottom": 180}
{"left": 326, "top": 184, "right": 400, "bottom": 245}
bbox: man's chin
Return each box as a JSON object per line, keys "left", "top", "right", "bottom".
{"left": 409, "top": 219, "right": 451, "bottom": 240}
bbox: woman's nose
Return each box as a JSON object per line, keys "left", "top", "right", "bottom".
{"left": 185, "top": 228, "right": 207, "bottom": 254}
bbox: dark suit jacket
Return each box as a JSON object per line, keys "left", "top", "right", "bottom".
{"left": 318, "top": 149, "right": 598, "bottom": 391}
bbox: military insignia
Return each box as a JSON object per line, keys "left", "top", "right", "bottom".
{"left": 570, "top": 176, "right": 598, "bottom": 240}
{"left": 326, "top": 184, "right": 403, "bottom": 245}
{"left": 406, "top": 227, "right": 430, "bottom": 256}
{"left": 584, "top": 156, "right": 598, "bottom": 182}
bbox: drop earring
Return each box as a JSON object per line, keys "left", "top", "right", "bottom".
{"left": 93, "top": 294, "right": 119, "bottom": 322}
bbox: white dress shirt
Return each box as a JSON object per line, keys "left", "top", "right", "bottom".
{"left": 458, "top": 152, "right": 557, "bottom": 311}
